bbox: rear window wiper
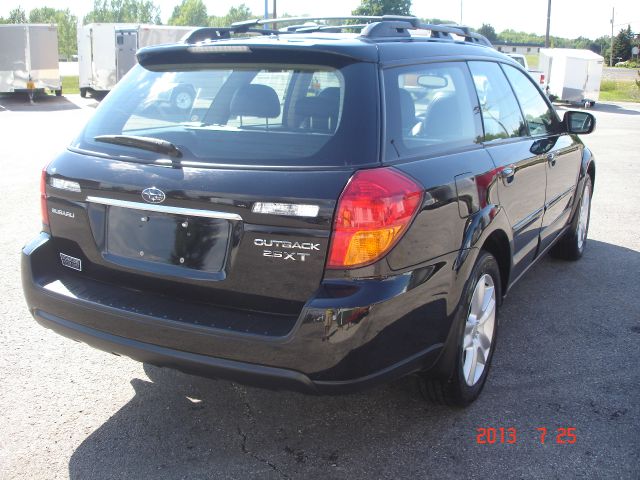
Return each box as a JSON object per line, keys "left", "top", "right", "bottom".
{"left": 94, "top": 135, "right": 183, "bottom": 159}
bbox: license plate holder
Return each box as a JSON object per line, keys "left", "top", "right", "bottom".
{"left": 106, "top": 207, "right": 230, "bottom": 272}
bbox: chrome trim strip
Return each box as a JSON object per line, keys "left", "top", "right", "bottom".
{"left": 545, "top": 186, "right": 575, "bottom": 210}
{"left": 85, "top": 196, "right": 242, "bottom": 221}
{"left": 512, "top": 207, "right": 544, "bottom": 234}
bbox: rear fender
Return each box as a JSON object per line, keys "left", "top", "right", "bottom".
{"left": 430, "top": 207, "right": 512, "bottom": 378}
{"left": 454, "top": 205, "right": 513, "bottom": 274}
{"left": 568, "top": 146, "right": 595, "bottom": 223}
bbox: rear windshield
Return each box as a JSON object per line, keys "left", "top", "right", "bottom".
{"left": 72, "top": 61, "right": 378, "bottom": 167}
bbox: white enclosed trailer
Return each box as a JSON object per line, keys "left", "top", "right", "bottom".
{"left": 78, "top": 24, "right": 193, "bottom": 97}
{"left": 0, "top": 24, "right": 61, "bottom": 95}
{"left": 538, "top": 48, "right": 604, "bottom": 107}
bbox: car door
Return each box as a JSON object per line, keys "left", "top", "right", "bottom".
{"left": 501, "top": 64, "right": 583, "bottom": 251}
{"left": 468, "top": 61, "right": 547, "bottom": 281}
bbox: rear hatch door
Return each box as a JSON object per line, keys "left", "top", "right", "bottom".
{"left": 46, "top": 46, "right": 379, "bottom": 314}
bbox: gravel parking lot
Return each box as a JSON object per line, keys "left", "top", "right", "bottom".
{"left": 0, "top": 94, "right": 639, "bottom": 479}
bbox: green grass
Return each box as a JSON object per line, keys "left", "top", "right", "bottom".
{"left": 525, "top": 54, "right": 539, "bottom": 69}
{"left": 61, "top": 76, "right": 79, "bottom": 94}
{"left": 599, "top": 79, "right": 640, "bottom": 102}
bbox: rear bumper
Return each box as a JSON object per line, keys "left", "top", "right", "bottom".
{"left": 22, "top": 233, "right": 456, "bottom": 394}
{"left": 33, "top": 309, "right": 319, "bottom": 393}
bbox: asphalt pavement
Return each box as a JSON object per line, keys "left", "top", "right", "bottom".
{"left": 0, "top": 94, "right": 638, "bottom": 479}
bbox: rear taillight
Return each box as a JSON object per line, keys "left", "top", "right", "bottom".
{"left": 327, "top": 168, "right": 423, "bottom": 269}
{"left": 540, "top": 74, "right": 545, "bottom": 85}
{"left": 40, "top": 167, "right": 49, "bottom": 228}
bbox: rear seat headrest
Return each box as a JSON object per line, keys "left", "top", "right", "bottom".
{"left": 230, "top": 84, "right": 281, "bottom": 118}
{"left": 297, "top": 96, "right": 331, "bottom": 117}
{"left": 295, "top": 96, "right": 336, "bottom": 131}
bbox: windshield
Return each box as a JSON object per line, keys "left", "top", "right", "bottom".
{"left": 72, "top": 61, "right": 378, "bottom": 167}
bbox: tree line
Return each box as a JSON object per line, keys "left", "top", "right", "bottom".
{"left": 478, "top": 23, "right": 638, "bottom": 65}
{"left": 1, "top": 0, "right": 637, "bottom": 65}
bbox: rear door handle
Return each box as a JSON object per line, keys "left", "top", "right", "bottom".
{"left": 546, "top": 152, "right": 557, "bottom": 166}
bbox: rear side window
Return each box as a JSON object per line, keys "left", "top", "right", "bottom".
{"left": 384, "top": 62, "right": 482, "bottom": 159}
{"left": 468, "top": 61, "right": 527, "bottom": 141}
{"left": 75, "top": 61, "right": 378, "bottom": 167}
{"left": 501, "top": 64, "right": 560, "bottom": 136}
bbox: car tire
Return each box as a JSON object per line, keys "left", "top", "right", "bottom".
{"left": 550, "top": 175, "right": 592, "bottom": 261}
{"left": 80, "top": 87, "right": 87, "bottom": 98}
{"left": 171, "top": 87, "right": 195, "bottom": 111}
{"left": 418, "top": 251, "right": 501, "bottom": 407}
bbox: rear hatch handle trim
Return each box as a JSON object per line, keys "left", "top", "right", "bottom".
{"left": 85, "top": 196, "right": 243, "bottom": 221}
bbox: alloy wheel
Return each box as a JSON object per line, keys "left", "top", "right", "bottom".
{"left": 175, "top": 91, "right": 193, "bottom": 110}
{"left": 577, "top": 183, "right": 591, "bottom": 251}
{"left": 462, "top": 273, "right": 497, "bottom": 386}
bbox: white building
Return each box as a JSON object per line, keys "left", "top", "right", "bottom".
{"left": 493, "top": 42, "right": 543, "bottom": 55}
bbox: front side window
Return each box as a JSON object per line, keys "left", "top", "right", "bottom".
{"left": 502, "top": 64, "right": 560, "bottom": 136}
{"left": 384, "top": 62, "right": 481, "bottom": 159}
{"left": 468, "top": 61, "right": 527, "bottom": 141}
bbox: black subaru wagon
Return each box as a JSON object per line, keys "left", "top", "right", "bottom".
{"left": 22, "top": 16, "right": 596, "bottom": 406}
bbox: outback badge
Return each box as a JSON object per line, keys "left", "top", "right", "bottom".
{"left": 141, "top": 187, "right": 165, "bottom": 204}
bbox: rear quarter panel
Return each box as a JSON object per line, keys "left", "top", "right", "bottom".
{"left": 388, "top": 147, "right": 499, "bottom": 270}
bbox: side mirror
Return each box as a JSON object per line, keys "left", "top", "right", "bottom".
{"left": 563, "top": 111, "right": 595, "bottom": 135}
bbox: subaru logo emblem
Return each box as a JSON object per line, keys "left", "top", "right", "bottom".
{"left": 141, "top": 187, "right": 165, "bottom": 204}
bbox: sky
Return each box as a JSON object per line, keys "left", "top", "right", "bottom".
{"left": 2, "top": 0, "right": 638, "bottom": 40}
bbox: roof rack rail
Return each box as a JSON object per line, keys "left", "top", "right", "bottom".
{"left": 231, "top": 16, "right": 383, "bottom": 28}
{"left": 286, "top": 23, "right": 368, "bottom": 33}
{"left": 359, "top": 17, "right": 491, "bottom": 46}
{"left": 203, "top": 15, "right": 492, "bottom": 47}
{"left": 183, "top": 18, "right": 378, "bottom": 43}
{"left": 308, "top": 24, "right": 369, "bottom": 33}
{"left": 248, "top": 15, "right": 491, "bottom": 46}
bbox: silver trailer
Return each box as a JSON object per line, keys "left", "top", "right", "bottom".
{"left": 78, "top": 23, "right": 193, "bottom": 97}
{"left": 0, "top": 24, "right": 62, "bottom": 95}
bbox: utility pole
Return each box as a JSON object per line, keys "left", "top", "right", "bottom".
{"left": 545, "top": 0, "right": 551, "bottom": 47}
{"left": 460, "top": 0, "right": 463, "bottom": 24}
{"left": 273, "top": 0, "right": 277, "bottom": 30}
{"left": 610, "top": 8, "right": 614, "bottom": 66}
